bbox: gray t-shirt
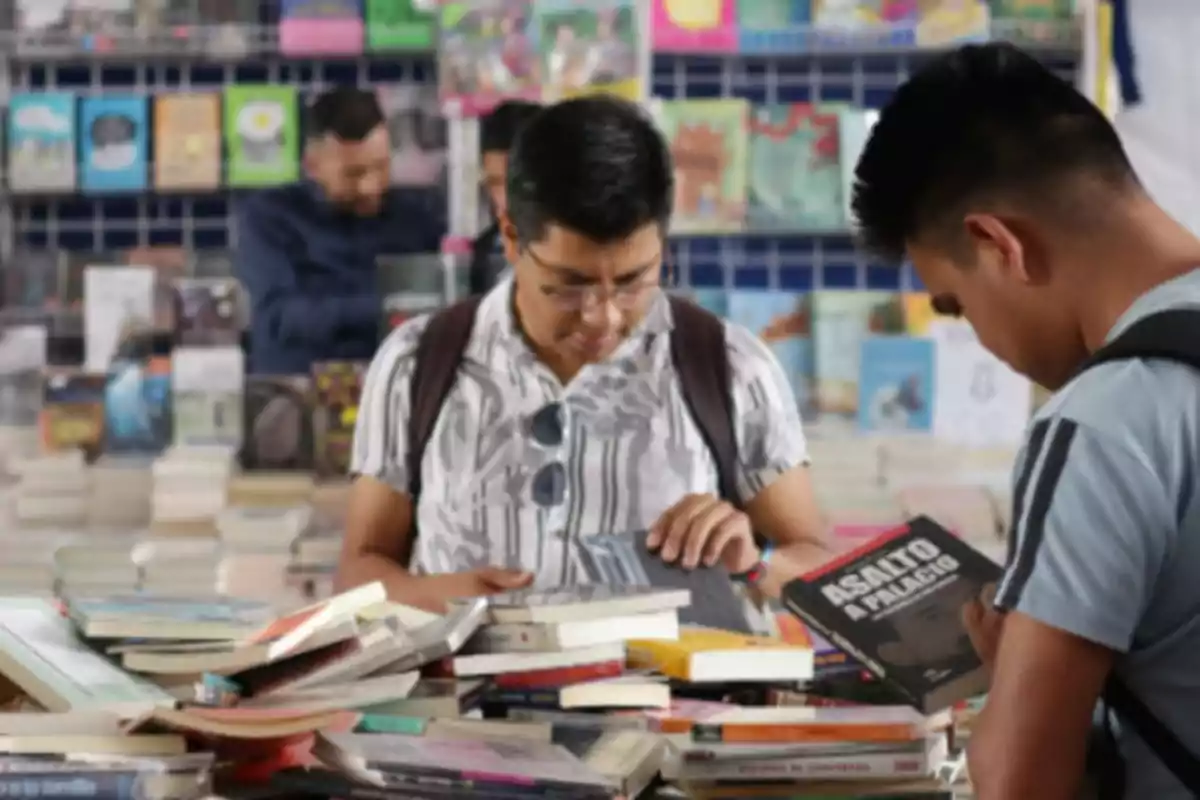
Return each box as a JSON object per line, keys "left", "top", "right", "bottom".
{"left": 995, "top": 269, "right": 1200, "bottom": 798}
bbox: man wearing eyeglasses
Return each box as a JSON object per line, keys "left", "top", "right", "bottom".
{"left": 337, "top": 96, "right": 830, "bottom": 612}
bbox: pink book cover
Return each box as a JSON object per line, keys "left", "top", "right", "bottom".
{"left": 279, "top": 0, "right": 365, "bottom": 56}
{"left": 652, "top": 0, "right": 736, "bottom": 53}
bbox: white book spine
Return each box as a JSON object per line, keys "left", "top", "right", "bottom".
{"left": 665, "top": 737, "right": 946, "bottom": 782}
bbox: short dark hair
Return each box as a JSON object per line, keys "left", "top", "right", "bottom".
{"left": 852, "top": 42, "right": 1136, "bottom": 264}
{"left": 480, "top": 100, "right": 542, "bottom": 154}
{"left": 505, "top": 96, "right": 673, "bottom": 245}
{"left": 307, "top": 87, "right": 384, "bottom": 142}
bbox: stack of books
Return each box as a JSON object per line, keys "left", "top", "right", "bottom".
{"left": 137, "top": 536, "right": 223, "bottom": 597}
{"left": 10, "top": 451, "right": 90, "bottom": 528}
{"left": 54, "top": 538, "right": 141, "bottom": 596}
{"left": 87, "top": 457, "right": 153, "bottom": 530}
{"left": 149, "top": 445, "right": 234, "bottom": 537}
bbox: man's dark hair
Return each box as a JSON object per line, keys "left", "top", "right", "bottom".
{"left": 505, "top": 95, "right": 673, "bottom": 245}
{"left": 480, "top": 100, "right": 542, "bottom": 155}
{"left": 852, "top": 42, "right": 1136, "bottom": 264}
{"left": 306, "top": 87, "right": 384, "bottom": 142}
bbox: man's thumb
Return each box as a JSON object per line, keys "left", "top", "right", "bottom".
{"left": 480, "top": 567, "right": 534, "bottom": 589}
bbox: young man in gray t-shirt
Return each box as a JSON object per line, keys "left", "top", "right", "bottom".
{"left": 853, "top": 42, "right": 1200, "bottom": 799}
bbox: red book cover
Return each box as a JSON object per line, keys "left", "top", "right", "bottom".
{"left": 492, "top": 659, "right": 623, "bottom": 690}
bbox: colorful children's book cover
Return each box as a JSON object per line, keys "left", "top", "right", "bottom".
{"left": 537, "top": 0, "right": 641, "bottom": 102}
{"left": 6, "top": 92, "right": 77, "bottom": 192}
{"left": 915, "top": 0, "right": 990, "bottom": 47}
{"left": 990, "top": 0, "right": 1074, "bottom": 43}
{"left": 837, "top": 108, "right": 880, "bottom": 227}
{"left": 857, "top": 336, "right": 935, "bottom": 433}
{"left": 379, "top": 85, "right": 447, "bottom": 187}
{"left": 812, "top": 0, "right": 919, "bottom": 48}
{"left": 17, "top": 0, "right": 136, "bottom": 54}
{"left": 727, "top": 291, "right": 814, "bottom": 419}
{"left": 811, "top": 290, "right": 905, "bottom": 418}
{"left": 224, "top": 86, "right": 300, "bottom": 187}
{"left": 748, "top": 104, "right": 843, "bottom": 232}
{"left": 366, "top": 0, "right": 436, "bottom": 51}
{"left": 40, "top": 369, "right": 107, "bottom": 461}
{"left": 651, "top": 0, "right": 736, "bottom": 53}
{"left": 79, "top": 95, "right": 148, "bottom": 193}
{"left": 312, "top": 361, "right": 366, "bottom": 478}
{"left": 737, "top": 0, "right": 811, "bottom": 54}
{"left": 438, "top": 0, "right": 540, "bottom": 117}
{"left": 279, "top": 0, "right": 365, "bottom": 55}
{"left": 153, "top": 93, "right": 222, "bottom": 191}
{"left": 657, "top": 99, "right": 749, "bottom": 234}
{"left": 104, "top": 356, "right": 172, "bottom": 456}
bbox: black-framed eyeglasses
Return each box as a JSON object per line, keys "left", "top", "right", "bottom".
{"left": 529, "top": 402, "right": 567, "bottom": 508}
{"left": 524, "top": 245, "right": 672, "bottom": 312}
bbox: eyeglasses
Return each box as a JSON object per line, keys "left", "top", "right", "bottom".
{"left": 539, "top": 281, "right": 661, "bottom": 312}
{"left": 529, "top": 402, "right": 567, "bottom": 508}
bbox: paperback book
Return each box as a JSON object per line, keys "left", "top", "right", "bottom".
{"left": 104, "top": 356, "right": 172, "bottom": 456}
{"left": 40, "top": 369, "right": 106, "bottom": 460}
{"left": 0, "top": 325, "right": 47, "bottom": 427}
{"left": 537, "top": 0, "right": 641, "bottom": 102}
{"left": 82, "top": 266, "right": 156, "bottom": 373}
{"left": 651, "top": 0, "right": 736, "bottom": 52}
{"left": 172, "top": 346, "right": 245, "bottom": 448}
{"left": 279, "top": 0, "right": 365, "bottom": 56}
{"left": 174, "top": 278, "right": 244, "bottom": 346}
{"left": 378, "top": 85, "right": 447, "bottom": 188}
{"left": 811, "top": 0, "right": 918, "bottom": 49}
{"left": 656, "top": 99, "right": 749, "bottom": 234}
{"left": 312, "top": 361, "right": 366, "bottom": 478}
{"left": 737, "top": 0, "right": 811, "bottom": 54}
{"left": 79, "top": 95, "right": 149, "bottom": 193}
{"left": 857, "top": 336, "right": 935, "bottom": 434}
{"left": 365, "top": 0, "right": 436, "bottom": 51}
{"left": 438, "top": 0, "right": 540, "bottom": 117}
{"left": 242, "top": 375, "right": 315, "bottom": 472}
{"left": 6, "top": 92, "right": 78, "bottom": 193}
{"left": 224, "top": 86, "right": 300, "bottom": 187}
{"left": 747, "top": 104, "right": 843, "bottom": 231}
{"left": 153, "top": 93, "right": 222, "bottom": 191}
{"left": 726, "top": 291, "right": 814, "bottom": 419}
{"left": 781, "top": 515, "right": 1002, "bottom": 714}
{"left": 3, "top": 250, "right": 64, "bottom": 310}
{"left": 811, "top": 290, "right": 905, "bottom": 419}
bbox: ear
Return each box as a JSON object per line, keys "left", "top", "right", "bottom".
{"left": 499, "top": 214, "right": 520, "bottom": 267}
{"left": 963, "top": 213, "right": 1033, "bottom": 285}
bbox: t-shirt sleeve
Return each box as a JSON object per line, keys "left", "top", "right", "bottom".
{"left": 724, "top": 322, "right": 810, "bottom": 503}
{"left": 994, "top": 415, "right": 1173, "bottom": 652}
{"left": 349, "top": 316, "right": 429, "bottom": 493}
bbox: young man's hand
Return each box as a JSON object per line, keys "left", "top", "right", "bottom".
{"left": 962, "top": 583, "right": 1003, "bottom": 672}
{"left": 648, "top": 493, "right": 760, "bottom": 573}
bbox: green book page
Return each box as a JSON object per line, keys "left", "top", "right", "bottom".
{"left": 224, "top": 86, "right": 300, "bottom": 187}
{"left": 366, "top": 0, "right": 436, "bottom": 50}
{"left": 357, "top": 713, "right": 429, "bottom": 734}
{"left": 657, "top": 99, "right": 749, "bottom": 234}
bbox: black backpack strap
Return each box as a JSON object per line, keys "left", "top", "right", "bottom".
{"left": 1107, "top": 677, "right": 1200, "bottom": 795}
{"left": 1078, "top": 308, "right": 1200, "bottom": 374}
{"left": 667, "top": 295, "right": 741, "bottom": 509}
{"left": 404, "top": 297, "right": 482, "bottom": 533}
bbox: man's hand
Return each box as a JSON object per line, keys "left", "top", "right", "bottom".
{"left": 420, "top": 566, "right": 534, "bottom": 612}
{"left": 648, "top": 493, "right": 760, "bottom": 573}
{"left": 962, "top": 583, "right": 1003, "bottom": 672}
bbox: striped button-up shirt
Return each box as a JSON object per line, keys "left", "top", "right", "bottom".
{"left": 351, "top": 277, "right": 808, "bottom": 587}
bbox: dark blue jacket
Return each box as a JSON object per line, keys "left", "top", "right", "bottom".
{"left": 235, "top": 183, "right": 443, "bottom": 374}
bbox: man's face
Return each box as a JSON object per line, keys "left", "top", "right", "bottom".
{"left": 908, "top": 216, "right": 1086, "bottom": 390}
{"left": 504, "top": 222, "right": 663, "bottom": 365}
{"left": 481, "top": 149, "right": 508, "bottom": 218}
{"left": 307, "top": 126, "right": 391, "bottom": 217}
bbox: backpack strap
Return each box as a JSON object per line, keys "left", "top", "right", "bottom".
{"left": 1107, "top": 678, "right": 1200, "bottom": 795}
{"left": 405, "top": 296, "right": 482, "bottom": 507}
{"left": 667, "top": 295, "right": 741, "bottom": 509}
{"left": 1078, "top": 308, "right": 1200, "bottom": 374}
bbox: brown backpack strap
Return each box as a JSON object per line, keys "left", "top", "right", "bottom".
{"left": 406, "top": 297, "right": 483, "bottom": 504}
{"left": 668, "top": 295, "right": 741, "bottom": 509}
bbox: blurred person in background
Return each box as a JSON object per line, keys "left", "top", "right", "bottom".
{"left": 236, "top": 87, "right": 443, "bottom": 374}
{"left": 854, "top": 42, "right": 1200, "bottom": 800}
{"left": 337, "top": 95, "right": 829, "bottom": 612}
{"left": 468, "top": 100, "right": 542, "bottom": 295}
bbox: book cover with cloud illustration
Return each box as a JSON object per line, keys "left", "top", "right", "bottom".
{"left": 224, "top": 85, "right": 299, "bottom": 187}
{"left": 728, "top": 290, "right": 814, "bottom": 419}
{"left": 80, "top": 95, "right": 148, "bottom": 193}
{"left": 857, "top": 335, "right": 934, "bottom": 434}
{"left": 6, "top": 92, "right": 77, "bottom": 192}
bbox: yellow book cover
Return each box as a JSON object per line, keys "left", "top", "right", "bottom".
{"left": 901, "top": 292, "right": 939, "bottom": 335}
{"left": 628, "top": 627, "right": 810, "bottom": 682}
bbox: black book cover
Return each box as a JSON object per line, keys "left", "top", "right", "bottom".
{"left": 781, "top": 515, "right": 1002, "bottom": 714}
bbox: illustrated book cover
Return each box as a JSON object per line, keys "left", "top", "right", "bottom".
{"left": 83, "top": 265, "right": 156, "bottom": 373}
{"left": 40, "top": 369, "right": 106, "bottom": 460}
{"left": 857, "top": 336, "right": 935, "bottom": 434}
{"left": 781, "top": 515, "right": 1002, "bottom": 713}
{"left": 365, "top": 0, "right": 436, "bottom": 51}
{"left": 737, "top": 0, "right": 811, "bottom": 54}
{"left": 990, "top": 0, "right": 1074, "bottom": 43}
{"left": 279, "top": 0, "right": 365, "bottom": 56}
{"left": 837, "top": 107, "right": 880, "bottom": 226}
{"left": 651, "top": 0, "right": 735, "bottom": 52}
{"left": 104, "top": 355, "right": 172, "bottom": 456}
{"left": 537, "top": 0, "right": 640, "bottom": 102}
{"left": 656, "top": 99, "right": 749, "bottom": 234}
{"left": 915, "top": 0, "right": 990, "bottom": 47}
{"left": 438, "top": 0, "right": 540, "bottom": 117}
{"left": 5, "top": 92, "right": 78, "bottom": 193}
{"left": 242, "top": 375, "right": 315, "bottom": 472}
{"left": 727, "top": 291, "right": 814, "bottom": 420}
{"left": 0, "top": 325, "right": 47, "bottom": 428}
{"left": 378, "top": 85, "right": 447, "bottom": 188}
{"left": 811, "top": 0, "right": 919, "bottom": 49}
{"left": 79, "top": 95, "right": 149, "bottom": 193}
{"left": 15, "top": 0, "right": 136, "bottom": 55}
{"left": 748, "top": 104, "right": 843, "bottom": 231}
{"left": 172, "top": 346, "right": 245, "bottom": 448}
{"left": 153, "top": 92, "right": 222, "bottom": 191}
{"left": 174, "top": 278, "right": 245, "bottom": 347}
{"left": 810, "top": 290, "right": 905, "bottom": 419}
{"left": 149, "top": 0, "right": 258, "bottom": 57}
{"left": 312, "top": 361, "right": 366, "bottom": 478}
{"left": 224, "top": 85, "right": 300, "bottom": 187}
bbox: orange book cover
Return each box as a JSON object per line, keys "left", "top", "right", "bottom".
{"left": 690, "top": 705, "right": 931, "bottom": 745}
{"left": 154, "top": 93, "right": 222, "bottom": 190}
